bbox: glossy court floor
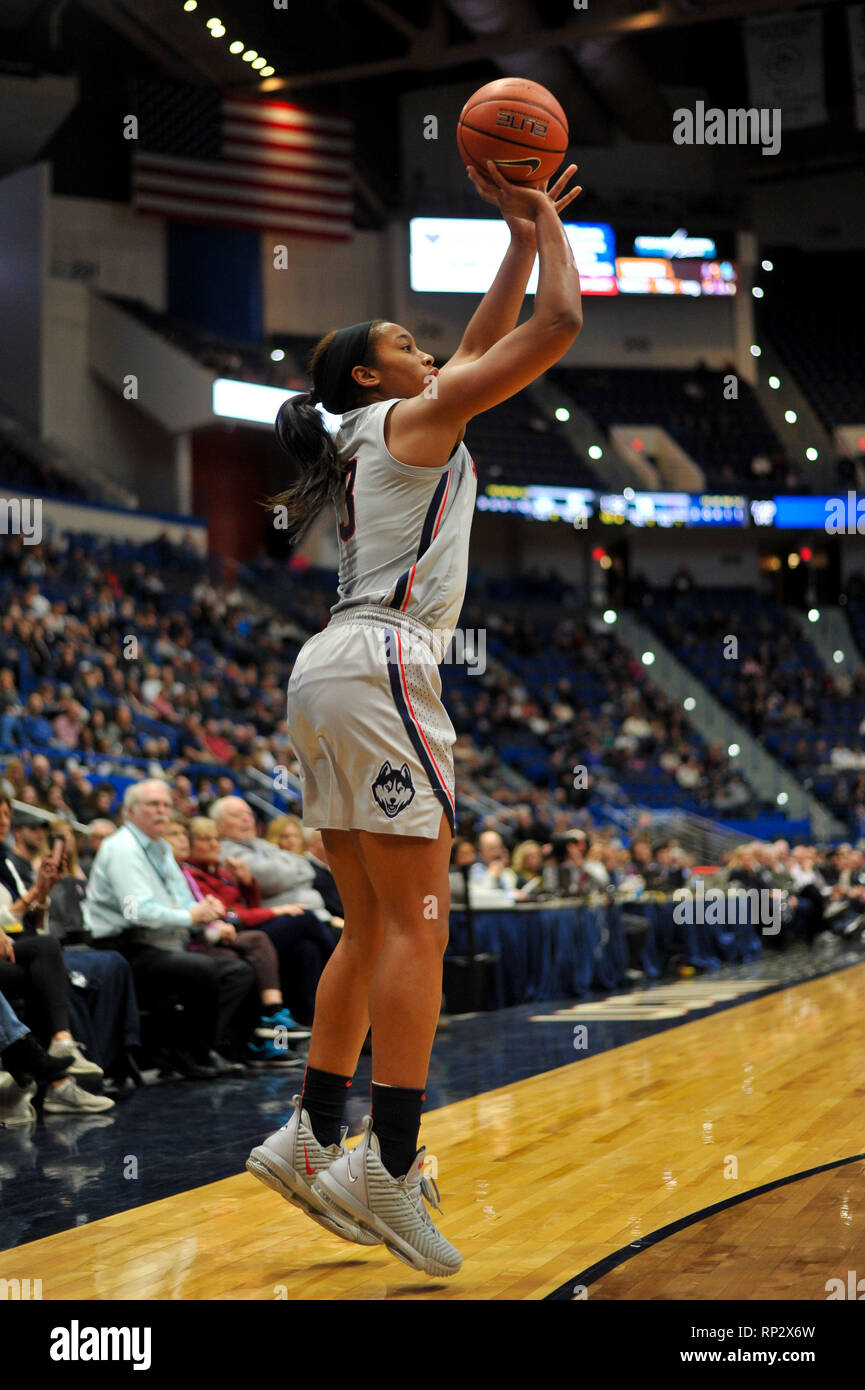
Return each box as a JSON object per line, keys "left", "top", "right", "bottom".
{"left": 2, "top": 942, "right": 864, "bottom": 1300}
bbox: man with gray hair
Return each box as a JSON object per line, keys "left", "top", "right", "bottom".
{"left": 209, "top": 796, "right": 336, "bottom": 1024}
{"left": 84, "top": 779, "right": 256, "bottom": 1077}
{"left": 210, "top": 796, "right": 326, "bottom": 912}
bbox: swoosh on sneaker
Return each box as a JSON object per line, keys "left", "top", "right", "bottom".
{"left": 347, "top": 1151, "right": 359, "bottom": 1183}
{"left": 303, "top": 1144, "right": 315, "bottom": 1176}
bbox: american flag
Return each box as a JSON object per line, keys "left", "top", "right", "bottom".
{"left": 130, "top": 80, "right": 354, "bottom": 241}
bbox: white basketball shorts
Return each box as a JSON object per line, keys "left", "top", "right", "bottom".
{"left": 287, "top": 605, "right": 456, "bottom": 840}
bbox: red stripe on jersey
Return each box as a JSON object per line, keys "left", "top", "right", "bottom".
{"left": 400, "top": 472, "right": 451, "bottom": 613}
{"left": 394, "top": 630, "right": 454, "bottom": 812}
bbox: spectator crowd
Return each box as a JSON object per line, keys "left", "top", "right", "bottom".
{"left": 3, "top": 533, "right": 865, "bottom": 1130}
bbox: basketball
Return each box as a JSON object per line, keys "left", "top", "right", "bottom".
{"left": 457, "top": 77, "right": 569, "bottom": 186}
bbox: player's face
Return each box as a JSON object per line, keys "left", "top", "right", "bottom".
{"left": 357, "top": 323, "right": 436, "bottom": 400}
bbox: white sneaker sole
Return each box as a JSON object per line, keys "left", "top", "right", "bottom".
{"left": 255, "top": 1028, "right": 311, "bottom": 1041}
{"left": 246, "top": 1146, "right": 380, "bottom": 1246}
{"left": 314, "top": 1170, "right": 461, "bottom": 1277}
{"left": 43, "top": 1098, "right": 114, "bottom": 1113}
{"left": 0, "top": 1105, "right": 37, "bottom": 1126}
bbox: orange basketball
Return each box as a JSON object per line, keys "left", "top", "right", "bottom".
{"left": 457, "top": 77, "right": 569, "bottom": 186}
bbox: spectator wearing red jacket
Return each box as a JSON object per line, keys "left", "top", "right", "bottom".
{"left": 173, "top": 811, "right": 336, "bottom": 1022}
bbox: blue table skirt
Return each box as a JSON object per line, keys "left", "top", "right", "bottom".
{"left": 631, "top": 900, "right": 763, "bottom": 979}
{"left": 447, "top": 899, "right": 763, "bottom": 1008}
{"left": 447, "top": 904, "right": 629, "bottom": 1008}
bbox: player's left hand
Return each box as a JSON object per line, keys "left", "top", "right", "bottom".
{"left": 467, "top": 161, "right": 582, "bottom": 240}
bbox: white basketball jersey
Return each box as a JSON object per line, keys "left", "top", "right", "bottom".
{"left": 329, "top": 398, "right": 478, "bottom": 639}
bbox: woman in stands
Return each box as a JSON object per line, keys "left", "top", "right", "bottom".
{"left": 267, "top": 815, "right": 344, "bottom": 918}
{"left": 163, "top": 815, "right": 311, "bottom": 1063}
{"left": 247, "top": 159, "right": 583, "bottom": 1276}
{"left": 0, "top": 797, "right": 114, "bottom": 1112}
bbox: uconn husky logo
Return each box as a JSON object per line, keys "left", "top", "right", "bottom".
{"left": 371, "top": 761, "right": 416, "bottom": 818}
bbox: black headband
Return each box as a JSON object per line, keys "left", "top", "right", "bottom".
{"left": 315, "top": 320, "right": 374, "bottom": 415}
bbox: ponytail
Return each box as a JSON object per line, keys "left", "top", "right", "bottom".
{"left": 259, "top": 319, "right": 384, "bottom": 545}
{"left": 260, "top": 393, "right": 346, "bottom": 545}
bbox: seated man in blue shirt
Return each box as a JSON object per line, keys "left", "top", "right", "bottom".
{"left": 20, "top": 693, "right": 57, "bottom": 747}
{"left": 83, "top": 779, "right": 257, "bottom": 1078}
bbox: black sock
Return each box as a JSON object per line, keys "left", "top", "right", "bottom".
{"left": 301, "top": 1065, "right": 352, "bottom": 1147}
{"left": 371, "top": 1082, "right": 425, "bottom": 1179}
{"left": 260, "top": 1003, "right": 282, "bottom": 1017}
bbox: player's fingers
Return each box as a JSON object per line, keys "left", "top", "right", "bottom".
{"left": 484, "top": 158, "right": 509, "bottom": 189}
{"left": 467, "top": 166, "right": 496, "bottom": 201}
{"left": 554, "top": 187, "right": 583, "bottom": 213}
{"left": 547, "top": 164, "right": 579, "bottom": 200}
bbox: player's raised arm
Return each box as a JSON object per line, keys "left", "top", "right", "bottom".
{"left": 447, "top": 161, "right": 583, "bottom": 369}
{"left": 388, "top": 170, "right": 583, "bottom": 465}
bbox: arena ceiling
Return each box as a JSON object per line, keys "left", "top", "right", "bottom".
{"left": 0, "top": 0, "right": 861, "bottom": 213}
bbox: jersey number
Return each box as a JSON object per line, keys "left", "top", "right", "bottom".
{"left": 339, "top": 457, "right": 358, "bottom": 541}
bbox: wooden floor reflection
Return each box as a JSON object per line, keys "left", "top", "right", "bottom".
{"left": 4, "top": 963, "right": 864, "bottom": 1300}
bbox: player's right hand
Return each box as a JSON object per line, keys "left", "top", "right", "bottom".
{"left": 468, "top": 159, "right": 581, "bottom": 224}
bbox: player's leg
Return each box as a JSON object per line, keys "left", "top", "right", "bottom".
{"left": 246, "top": 828, "right": 385, "bottom": 1247}
{"left": 306, "top": 828, "right": 384, "bottom": 1071}
{"left": 313, "top": 810, "right": 461, "bottom": 1276}
{"left": 359, "top": 810, "right": 451, "bottom": 1089}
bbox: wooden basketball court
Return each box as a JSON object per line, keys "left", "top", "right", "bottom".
{"left": 5, "top": 962, "right": 863, "bottom": 1301}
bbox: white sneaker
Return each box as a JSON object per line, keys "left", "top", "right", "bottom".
{"left": 43, "top": 1079, "right": 115, "bottom": 1113}
{"left": 48, "top": 1040, "right": 104, "bottom": 1077}
{"left": 246, "top": 1094, "right": 380, "bottom": 1246}
{"left": 0, "top": 1071, "right": 37, "bottom": 1126}
{"left": 313, "top": 1115, "right": 462, "bottom": 1277}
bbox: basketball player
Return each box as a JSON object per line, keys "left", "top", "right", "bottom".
{"left": 247, "top": 159, "right": 583, "bottom": 1276}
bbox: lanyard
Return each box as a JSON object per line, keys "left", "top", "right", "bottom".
{"left": 180, "top": 864, "right": 205, "bottom": 902}
{"left": 140, "top": 841, "right": 183, "bottom": 904}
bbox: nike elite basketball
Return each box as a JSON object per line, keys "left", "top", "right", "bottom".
{"left": 457, "top": 77, "right": 569, "bottom": 186}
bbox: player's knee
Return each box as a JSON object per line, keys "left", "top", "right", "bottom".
{"left": 382, "top": 909, "right": 449, "bottom": 955}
